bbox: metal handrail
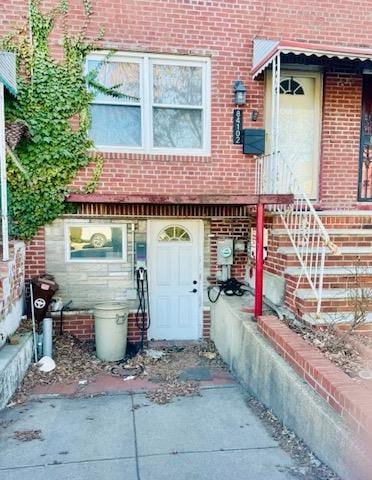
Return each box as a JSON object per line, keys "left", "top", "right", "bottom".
{"left": 255, "top": 152, "right": 338, "bottom": 316}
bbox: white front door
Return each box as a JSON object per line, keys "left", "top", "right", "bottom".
{"left": 266, "top": 71, "right": 322, "bottom": 199}
{"left": 147, "top": 220, "right": 203, "bottom": 340}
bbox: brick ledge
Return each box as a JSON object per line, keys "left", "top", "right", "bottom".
{"left": 257, "top": 315, "right": 372, "bottom": 440}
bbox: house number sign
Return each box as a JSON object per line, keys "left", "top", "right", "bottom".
{"left": 233, "top": 109, "right": 243, "bottom": 144}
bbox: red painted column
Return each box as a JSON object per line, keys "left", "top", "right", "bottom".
{"left": 254, "top": 202, "right": 264, "bottom": 319}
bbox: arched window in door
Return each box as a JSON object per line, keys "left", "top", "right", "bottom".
{"left": 280, "top": 78, "right": 304, "bottom": 95}
{"left": 158, "top": 225, "right": 191, "bottom": 241}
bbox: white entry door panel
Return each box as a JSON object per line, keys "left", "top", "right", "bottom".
{"left": 266, "top": 72, "right": 322, "bottom": 199}
{"left": 148, "top": 220, "right": 202, "bottom": 340}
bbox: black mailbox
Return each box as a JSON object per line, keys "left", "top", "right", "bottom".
{"left": 242, "top": 128, "right": 265, "bottom": 155}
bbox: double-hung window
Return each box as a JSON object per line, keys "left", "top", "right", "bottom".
{"left": 87, "top": 53, "right": 210, "bottom": 155}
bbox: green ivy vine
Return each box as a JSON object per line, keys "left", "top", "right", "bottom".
{"left": 1, "top": 0, "right": 117, "bottom": 239}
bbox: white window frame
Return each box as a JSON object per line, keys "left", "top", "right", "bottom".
{"left": 65, "top": 222, "right": 128, "bottom": 263}
{"left": 87, "top": 52, "right": 211, "bottom": 156}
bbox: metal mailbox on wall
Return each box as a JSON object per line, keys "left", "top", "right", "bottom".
{"left": 242, "top": 128, "right": 265, "bottom": 155}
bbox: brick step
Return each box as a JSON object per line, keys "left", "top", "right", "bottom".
{"left": 302, "top": 311, "right": 372, "bottom": 326}
{"left": 284, "top": 266, "right": 372, "bottom": 289}
{"left": 275, "top": 248, "right": 372, "bottom": 269}
{"left": 285, "top": 274, "right": 372, "bottom": 290}
{"left": 285, "top": 288, "right": 368, "bottom": 315}
{"left": 272, "top": 229, "right": 372, "bottom": 248}
{"left": 271, "top": 211, "right": 372, "bottom": 229}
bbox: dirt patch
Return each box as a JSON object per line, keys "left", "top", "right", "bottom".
{"left": 117, "top": 341, "right": 227, "bottom": 404}
{"left": 10, "top": 333, "right": 110, "bottom": 404}
{"left": 10, "top": 323, "right": 227, "bottom": 405}
{"left": 246, "top": 396, "right": 340, "bottom": 480}
{"left": 12, "top": 429, "right": 43, "bottom": 442}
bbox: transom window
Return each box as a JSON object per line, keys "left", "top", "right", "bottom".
{"left": 87, "top": 53, "right": 211, "bottom": 155}
{"left": 158, "top": 226, "right": 191, "bottom": 242}
{"left": 280, "top": 78, "right": 304, "bottom": 95}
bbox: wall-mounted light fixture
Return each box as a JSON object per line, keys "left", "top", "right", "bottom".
{"left": 233, "top": 80, "right": 247, "bottom": 105}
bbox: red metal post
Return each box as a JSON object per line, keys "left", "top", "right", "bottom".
{"left": 254, "top": 202, "right": 264, "bottom": 319}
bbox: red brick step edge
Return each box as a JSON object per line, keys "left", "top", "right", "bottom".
{"left": 257, "top": 316, "right": 372, "bottom": 441}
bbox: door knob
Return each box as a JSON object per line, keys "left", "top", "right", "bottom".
{"left": 189, "top": 288, "right": 198, "bottom": 293}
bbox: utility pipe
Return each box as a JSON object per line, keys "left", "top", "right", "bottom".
{"left": 254, "top": 202, "right": 264, "bottom": 319}
{"left": 0, "top": 83, "right": 9, "bottom": 261}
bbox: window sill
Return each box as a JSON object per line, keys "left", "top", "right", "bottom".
{"left": 89, "top": 146, "right": 211, "bottom": 157}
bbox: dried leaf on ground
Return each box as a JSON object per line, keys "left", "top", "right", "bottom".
{"left": 145, "top": 381, "right": 201, "bottom": 404}
{"left": 247, "top": 397, "right": 340, "bottom": 480}
{"left": 12, "top": 429, "right": 43, "bottom": 442}
{"left": 284, "top": 320, "right": 365, "bottom": 376}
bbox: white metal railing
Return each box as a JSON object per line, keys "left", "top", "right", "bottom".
{"left": 256, "top": 151, "right": 339, "bottom": 316}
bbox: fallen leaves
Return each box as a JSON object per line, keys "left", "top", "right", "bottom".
{"left": 12, "top": 429, "right": 43, "bottom": 442}
{"left": 145, "top": 381, "right": 201, "bottom": 404}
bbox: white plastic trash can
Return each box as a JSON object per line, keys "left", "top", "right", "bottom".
{"left": 94, "top": 302, "right": 129, "bottom": 361}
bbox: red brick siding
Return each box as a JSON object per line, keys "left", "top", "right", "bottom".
{"left": 25, "top": 228, "right": 46, "bottom": 279}
{"left": 202, "top": 309, "right": 211, "bottom": 339}
{"left": 52, "top": 308, "right": 211, "bottom": 341}
{"left": 0, "top": 241, "right": 25, "bottom": 319}
{"left": 320, "top": 71, "right": 363, "bottom": 209}
{"left": 209, "top": 218, "right": 251, "bottom": 281}
{"left": 257, "top": 316, "right": 372, "bottom": 444}
{"left": 1, "top": 0, "right": 372, "bottom": 210}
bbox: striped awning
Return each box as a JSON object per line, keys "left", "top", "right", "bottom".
{"left": 252, "top": 39, "right": 372, "bottom": 79}
{"left": 0, "top": 51, "right": 17, "bottom": 95}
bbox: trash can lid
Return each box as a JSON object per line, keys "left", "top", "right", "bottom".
{"left": 94, "top": 302, "right": 129, "bottom": 311}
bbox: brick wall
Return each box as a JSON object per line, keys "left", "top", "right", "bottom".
{"left": 209, "top": 218, "right": 251, "bottom": 281}
{"left": 1, "top": 0, "right": 372, "bottom": 211}
{"left": 52, "top": 308, "right": 212, "bottom": 342}
{"left": 320, "top": 71, "right": 363, "bottom": 209}
{"left": 0, "top": 241, "right": 25, "bottom": 322}
{"left": 25, "top": 228, "right": 46, "bottom": 280}
{"left": 258, "top": 316, "right": 372, "bottom": 445}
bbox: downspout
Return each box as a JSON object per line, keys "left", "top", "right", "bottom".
{"left": 0, "top": 83, "right": 9, "bottom": 261}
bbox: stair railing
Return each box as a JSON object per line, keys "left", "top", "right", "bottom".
{"left": 255, "top": 152, "right": 338, "bottom": 316}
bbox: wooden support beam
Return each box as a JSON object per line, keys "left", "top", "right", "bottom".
{"left": 66, "top": 193, "right": 294, "bottom": 206}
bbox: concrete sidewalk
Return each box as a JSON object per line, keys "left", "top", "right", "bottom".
{"left": 0, "top": 385, "right": 295, "bottom": 480}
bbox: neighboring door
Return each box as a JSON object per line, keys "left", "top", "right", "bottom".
{"left": 358, "top": 75, "right": 372, "bottom": 201}
{"left": 266, "top": 71, "right": 322, "bottom": 199}
{"left": 147, "top": 220, "right": 203, "bottom": 340}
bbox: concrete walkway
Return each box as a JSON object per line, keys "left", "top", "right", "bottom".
{"left": 0, "top": 385, "right": 295, "bottom": 480}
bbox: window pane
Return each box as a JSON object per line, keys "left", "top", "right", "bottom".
{"left": 90, "top": 104, "right": 141, "bottom": 146}
{"left": 153, "top": 64, "right": 202, "bottom": 105}
{"left": 88, "top": 60, "right": 140, "bottom": 103}
{"left": 153, "top": 108, "right": 202, "bottom": 148}
{"left": 69, "top": 226, "right": 124, "bottom": 260}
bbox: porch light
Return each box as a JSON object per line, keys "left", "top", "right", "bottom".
{"left": 233, "top": 80, "right": 246, "bottom": 105}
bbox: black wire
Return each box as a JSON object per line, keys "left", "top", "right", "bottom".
{"left": 135, "top": 268, "right": 151, "bottom": 351}
{"left": 208, "top": 278, "right": 245, "bottom": 303}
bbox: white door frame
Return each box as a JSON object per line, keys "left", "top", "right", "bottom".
{"left": 265, "top": 69, "right": 323, "bottom": 200}
{"left": 147, "top": 219, "right": 204, "bottom": 339}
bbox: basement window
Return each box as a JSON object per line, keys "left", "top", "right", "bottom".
{"left": 87, "top": 52, "right": 211, "bottom": 155}
{"left": 65, "top": 224, "right": 127, "bottom": 262}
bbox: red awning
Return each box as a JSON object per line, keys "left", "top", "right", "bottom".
{"left": 252, "top": 39, "right": 372, "bottom": 78}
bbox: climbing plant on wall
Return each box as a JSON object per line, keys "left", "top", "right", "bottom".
{"left": 1, "top": 0, "right": 121, "bottom": 240}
